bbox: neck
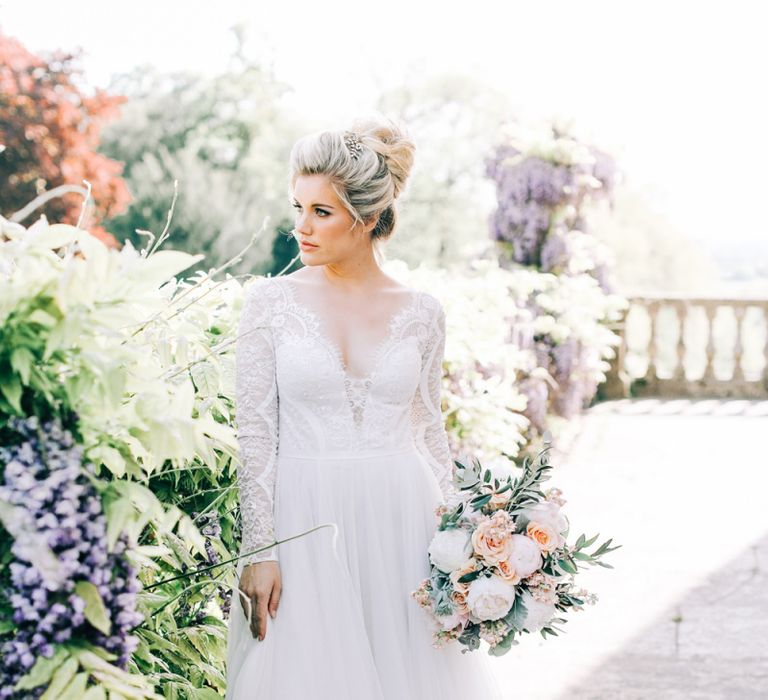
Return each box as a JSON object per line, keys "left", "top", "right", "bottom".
{"left": 320, "top": 247, "right": 385, "bottom": 291}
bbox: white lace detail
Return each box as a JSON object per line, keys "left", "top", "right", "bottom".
{"left": 344, "top": 376, "right": 373, "bottom": 429}
{"left": 235, "top": 277, "right": 280, "bottom": 565}
{"left": 234, "top": 275, "right": 457, "bottom": 565}
{"left": 408, "top": 302, "right": 459, "bottom": 501}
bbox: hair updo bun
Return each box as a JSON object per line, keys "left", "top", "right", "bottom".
{"left": 288, "top": 114, "right": 416, "bottom": 249}
{"left": 350, "top": 117, "right": 416, "bottom": 199}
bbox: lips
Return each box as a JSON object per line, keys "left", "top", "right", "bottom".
{"left": 300, "top": 241, "right": 318, "bottom": 249}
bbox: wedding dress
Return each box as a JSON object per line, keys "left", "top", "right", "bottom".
{"left": 225, "top": 274, "right": 504, "bottom": 700}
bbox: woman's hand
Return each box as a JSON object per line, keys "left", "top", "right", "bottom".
{"left": 238, "top": 560, "right": 282, "bottom": 641}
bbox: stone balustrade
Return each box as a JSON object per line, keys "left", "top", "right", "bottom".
{"left": 602, "top": 296, "right": 768, "bottom": 398}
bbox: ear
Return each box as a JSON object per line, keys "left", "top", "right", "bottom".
{"left": 361, "top": 212, "right": 380, "bottom": 236}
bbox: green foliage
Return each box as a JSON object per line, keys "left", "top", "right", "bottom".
{"left": 99, "top": 57, "right": 304, "bottom": 279}
{"left": 0, "top": 216, "right": 253, "bottom": 696}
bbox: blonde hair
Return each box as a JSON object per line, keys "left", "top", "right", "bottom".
{"left": 288, "top": 114, "right": 416, "bottom": 258}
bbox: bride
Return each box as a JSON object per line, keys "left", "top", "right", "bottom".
{"left": 225, "top": 116, "right": 504, "bottom": 699}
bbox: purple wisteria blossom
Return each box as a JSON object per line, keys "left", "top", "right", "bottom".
{"left": 0, "top": 416, "right": 143, "bottom": 697}
{"left": 484, "top": 127, "right": 617, "bottom": 276}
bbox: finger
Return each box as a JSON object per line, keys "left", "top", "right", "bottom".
{"left": 237, "top": 588, "right": 252, "bottom": 624}
{"left": 268, "top": 584, "right": 281, "bottom": 619}
{"left": 249, "top": 595, "right": 260, "bottom": 639}
{"left": 256, "top": 597, "right": 270, "bottom": 641}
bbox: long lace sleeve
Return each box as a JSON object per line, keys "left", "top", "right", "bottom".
{"left": 410, "top": 298, "right": 458, "bottom": 502}
{"left": 235, "top": 279, "right": 279, "bottom": 565}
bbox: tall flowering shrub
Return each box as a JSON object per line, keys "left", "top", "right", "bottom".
{"left": 0, "top": 213, "right": 247, "bottom": 697}
{"left": 483, "top": 123, "right": 627, "bottom": 441}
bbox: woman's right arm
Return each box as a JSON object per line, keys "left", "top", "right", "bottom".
{"left": 235, "top": 278, "right": 282, "bottom": 640}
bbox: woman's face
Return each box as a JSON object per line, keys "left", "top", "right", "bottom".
{"left": 291, "top": 174, "right": 374, "bottom": 265}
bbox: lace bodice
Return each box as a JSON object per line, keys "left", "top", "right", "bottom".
{"left": 234, "top": 275, "right": 458, "bottom": 565}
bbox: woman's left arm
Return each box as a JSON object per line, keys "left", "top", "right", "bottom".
{"left": 409, "top": 298, "right": 459, "bottom": 501}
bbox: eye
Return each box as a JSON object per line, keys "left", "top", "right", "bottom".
{"left": 292, "top": 203, "right": 329, "bottom": 217}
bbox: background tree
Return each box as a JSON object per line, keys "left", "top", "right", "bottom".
{"left": 376, "top": 72, "right": 512, "bottom": 267}
{"left": 0, "top": 31, "right": 130, "bottom": 247}
{"left": 99, "top": 48, "right": 305, "bottom": 277}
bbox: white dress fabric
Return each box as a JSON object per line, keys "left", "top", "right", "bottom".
{"left": 225, "top": 274, "right": 504, "bottom": 700}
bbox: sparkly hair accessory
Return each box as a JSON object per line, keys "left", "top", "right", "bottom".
{"left": 343, "top": 131, "right": 364, "bottom": 160}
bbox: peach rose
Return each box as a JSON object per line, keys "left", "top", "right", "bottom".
{"left": 449, "top": 559, "right": 480, "bottom": 597}
{"left": 495, "top": 557, "right": 522, "bottom": 585}
{"left": 471, "top": 511, "right": 514, "bottom": 565}
{"left": 451, "top": 589, "right": 471, "bottom": 616}
{"left": 521, "top": 501, "right": 567, "bottom": 549}
{"left": 526, "top": 520, "right": 560, "bottom": 553}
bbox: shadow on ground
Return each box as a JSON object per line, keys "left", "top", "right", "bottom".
{"left": 558, "top": 531, "right": 768, "bottom": 699}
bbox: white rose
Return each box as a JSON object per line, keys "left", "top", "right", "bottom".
{"left": 466, "top": 574, "right": 516, "bottom": 621}
{"left": 428, "top": 528, "right": 473, "bottom": 574}
{"left": 508, "top": 534, "right": 542, "bottom": 578}
{"left": 437, "top": 611, "right": 463, "bottom": 630}
{"left": 520, "top": 501, "right": 567, "bottom": 535}
{"left": 521, "top": 590, "right": 556, "bottom": 632}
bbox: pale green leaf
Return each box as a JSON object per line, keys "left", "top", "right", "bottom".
{"left": 39, "top": 657, "right": 79, "bottom": 700}
{"left": 14, "top": 647, "right": 70, "bottom": 690}
{"left": 58, "top": 671, "right": 88, "bottom": 700}
{"left": 74, "top": 581, "right": 112, "bottom": 635}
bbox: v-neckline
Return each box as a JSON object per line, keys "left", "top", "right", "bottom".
{"left": 280, "top": 275, "right": 420, "bottom": 385}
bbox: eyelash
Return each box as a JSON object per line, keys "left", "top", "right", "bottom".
{"left": 292, "top": 203, "right": 329, "bottom": 217}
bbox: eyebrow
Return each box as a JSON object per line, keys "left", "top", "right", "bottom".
{"left": 291, "top": 197, "right": 335, "bottom": 210}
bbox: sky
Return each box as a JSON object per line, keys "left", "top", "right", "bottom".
{"left": 1, "top": 0, "right": 766, "bottom": 259}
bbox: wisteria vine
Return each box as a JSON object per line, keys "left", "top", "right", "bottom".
{"left": 483, "top": 125, "right": 617, "bottom": 289}
{"left": 484, "top": 125, "right": 623, "bottom": 438}
{"left": 0, "top": 415, "right": 143, "bottom": 697}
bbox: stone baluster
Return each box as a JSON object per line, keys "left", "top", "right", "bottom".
{"left": 646, "top": 301, "right": 661, "bottom": 381}
{"left": 702, "top": 303, "right": 717, "bottom": 383}
{"left": 763, "top": 305, "right": 768, "bottom": 384}
{"left": 732, "top": 304, "right": 746, "bottom": 382}
{"left": 673, "top": 300, "right": 688, "bottom": 381}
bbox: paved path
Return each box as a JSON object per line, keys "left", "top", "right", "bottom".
{"left": 489, "top": 399, "right": 768, "bottom": 700}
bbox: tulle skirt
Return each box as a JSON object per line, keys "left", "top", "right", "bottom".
{"left": 225, "top": 445, "right": 505, "bottom": 700}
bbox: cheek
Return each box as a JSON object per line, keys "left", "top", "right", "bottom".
{"left": 321, "top": 218, "right": 354, "bottom": 245}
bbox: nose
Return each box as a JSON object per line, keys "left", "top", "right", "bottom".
{"left": 294, "top": 210, "right": 312, "bottom": 236}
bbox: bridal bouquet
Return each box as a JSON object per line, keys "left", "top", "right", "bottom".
{"left": 411, "top": 441, "right": 619, "bottom": 655}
